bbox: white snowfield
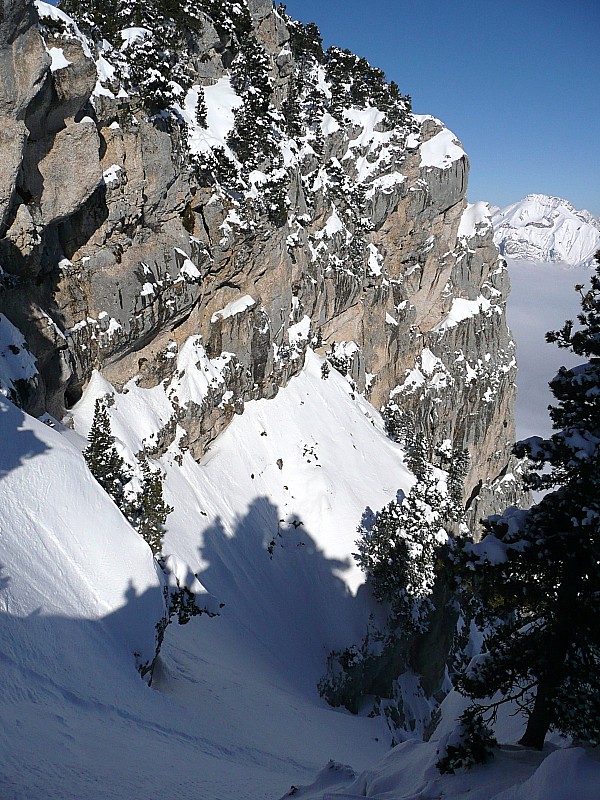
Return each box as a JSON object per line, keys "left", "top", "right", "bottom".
{"left": 2, "top": 346, "right": 599, "bottom": 799}
{"left": 2, "top": 6, "right": 598, "bottom": 796}
{"left": 0, "top": 351, "right": 410, "bottom": 798}
{"left": 492, "top": 194, "right": 600, "bottom": 267}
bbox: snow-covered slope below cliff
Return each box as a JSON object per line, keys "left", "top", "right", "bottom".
{"left": 2, "top": 343, "right": 598, "bottom": 799}
{"left": 0, "top": 350, "right": 411, "bottom": 799}
{"left": 492, "top": 194, "right": 600, "bottom": 266}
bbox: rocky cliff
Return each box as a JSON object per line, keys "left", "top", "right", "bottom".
{"left": 0, "top": 0, "right": 522, "bottom": 520}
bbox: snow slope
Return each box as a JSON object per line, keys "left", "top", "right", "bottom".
{"left": 492, "top": 194, "right": 600, "bottom": 266}
{"left": 2, "top": 337, "right": 599, "bottom": 799}
{"left": 288, "top": 689, "right": 600, "bottom": 800}
{"left": 0, "top": 350, "right": 412, "bottom": 799}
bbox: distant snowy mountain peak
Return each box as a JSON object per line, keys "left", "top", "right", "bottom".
{"left": 492, "top": 193, "right": 600, "bottom": 266}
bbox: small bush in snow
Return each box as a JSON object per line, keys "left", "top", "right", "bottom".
{"left": 436, "top": 706, "right": 496, "bottom": 774}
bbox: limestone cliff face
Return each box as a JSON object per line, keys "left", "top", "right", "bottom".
{"left": 0, "top": 0, "right": 523, "bottom": 519}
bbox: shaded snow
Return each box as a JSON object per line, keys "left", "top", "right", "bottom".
{"left": 0, "top": 315, "right": 38, "bottom": 399}
{"left": 1, "top": 345, "right": 418, "bottom": 798}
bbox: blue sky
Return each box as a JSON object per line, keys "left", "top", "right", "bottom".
{"left": 283, "top": 0, "right": 600, "bottom": 214}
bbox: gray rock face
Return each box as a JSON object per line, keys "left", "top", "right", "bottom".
{"left": 0, "top": 0, "right": 525, "bottom": 522}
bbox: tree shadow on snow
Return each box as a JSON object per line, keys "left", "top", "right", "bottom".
{"left": 0, "top": 576, "right": 210, "bottom": 796}
{"left": 0, "top": 397, "right": 50, "bottom": 481}
{"left": 195, "top": 497, "right": 378, "bottom": 696}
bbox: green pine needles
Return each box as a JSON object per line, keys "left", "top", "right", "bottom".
{"left": 83, "top": 398, "right": 172, "bottom": 557}
{"left": 131, "top": 458, "right": 174, "bottom": 556}
{"left": 446, "top": 250, "right": 600, "bottom": 761}
{"left": 83, "top": 399, "right": 127, "bottom": 505}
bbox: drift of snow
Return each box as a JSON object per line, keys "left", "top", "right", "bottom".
{"left": 458, "top": 201, "right": 493, "bottom": 240}
{"left": 420, "top": 127, "right": 466, "bottom": 169}
{"left": 434, "top": 295, "right": 493, "bottom": 332}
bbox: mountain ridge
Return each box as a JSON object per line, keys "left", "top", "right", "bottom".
{"left": 492, "top": 193, "right": 600, "bottom": 266}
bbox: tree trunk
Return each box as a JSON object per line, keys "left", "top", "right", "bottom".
{"left": 519, "top": 683, "right": 551, "bottom": 749}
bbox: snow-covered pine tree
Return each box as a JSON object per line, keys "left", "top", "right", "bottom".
{"left": 228, "top": 36, "right": 277, "bottom": 170}
{"left": 355, "top": 467, "right": 450, "bottom": 631}
{"left": 83, "top": 398, "right": 128, "bottom": 505}
{"left": 450, "top": 250, "right": 600, "bottom": 753}
{"left": 131, "top": 457, "right": 174, "bottom": 556}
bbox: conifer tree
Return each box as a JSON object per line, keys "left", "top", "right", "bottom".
{"left": 355, "top": 467, "right": 450, "bottom": 630}
{"left": 131, "top": 457, "right": 174, "bottom": 556}
{"left": 450, "top": 251, "right": 600, "bottom": 754}
{"left": 195, "top": 88, "right": 207, "bottom": 130}
{"left": 83, "top": 399, "right": 128, "bottom": 505}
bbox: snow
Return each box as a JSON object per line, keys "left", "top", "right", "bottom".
{"left": 291, "top": 686, "right": 600, "bottom": 800}
{"left": 320, "top": 112, "right": 340, "bottom": 136}
{"left": 174, "top": 247, "right": 200, "bottom": 280}
{"left": 321, "top": 207, "right": 345, "bottom": 238}
{"left": 458, "top": 201, "right": 493, "bottom": 240}
{"left": 102, "top": 163, "right": 122, "bottom": 186}
{"left": 47, "top": 46, "right": 71, "bottom": 72}
{"left": 288, "top": 315, "right": 311, "bottom": 345}
{"left": 119, "top": 26, "right": 151, "bottom": 50}
{"left": 0, "top": 390, "right": 163, "bottom": 760}
{"left": 180, "top": 78, "right": 242, "bottom": 159}
{"left": 96, "top": 53, "right": 116, "bottom": 83}
{"left": 434, "top": 295, "right": 493, "bottom": 332}
{"left": 35, "top": 1, "right": 93, "bottom": 58}
{"left": 211, "top": 294, "right": 256, "bottom": 323}
{"left": 0, "top": 315, "right": 38, "bottom": 398}
{"left": 493, "top": 194, "right": 600, "bottom": 267}
{"left": 420, "top": 127, "right": 466, "bottom": 169}
{"left": 0, "top": 338, "right": 422, "bottom": 798}
{"left": 368, "top": 243, "right": 383, "bottom": 276}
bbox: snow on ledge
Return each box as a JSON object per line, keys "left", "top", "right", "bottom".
{"left": 211, "top": 295, "right": 256, "bottom": 323}
{"left": 458, "top": 201, "right": 492, "bottom": 240}
{"left": 47, "top": 47, "right": 71, "bottom": 72}
{"left": 434, "top": 295, "right": 492, "bottom": 332}
{"left": 420, "top": 128, "right": 465, "bottom": 169}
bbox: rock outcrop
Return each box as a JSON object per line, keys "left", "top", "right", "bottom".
{"left": 0, "top": 0, "right": 523, "bottom": 520}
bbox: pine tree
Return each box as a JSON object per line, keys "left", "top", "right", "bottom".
{"left": 451, "top": 251, "right": 600, "bottom": 752}
{"left": 447, "top": 447, "right": 470, "bottom": 514}
{"left": 195, "top": 88, "right": 207, "bottom": 129}
{"left": 83, "top": 399, "right": 128, "bottom": 505}
{"left": 227, "top": 37, "right": 276, "bottom": 170}
{"left": 131, "top": 458, "right": 174, "bottom": 556}
{"left": 355, "top": 467, "right": 450, "bottom": 630}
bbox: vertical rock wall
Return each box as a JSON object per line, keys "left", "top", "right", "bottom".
{"left": 0, "top": 0, "right": 524, "bottom": 519}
